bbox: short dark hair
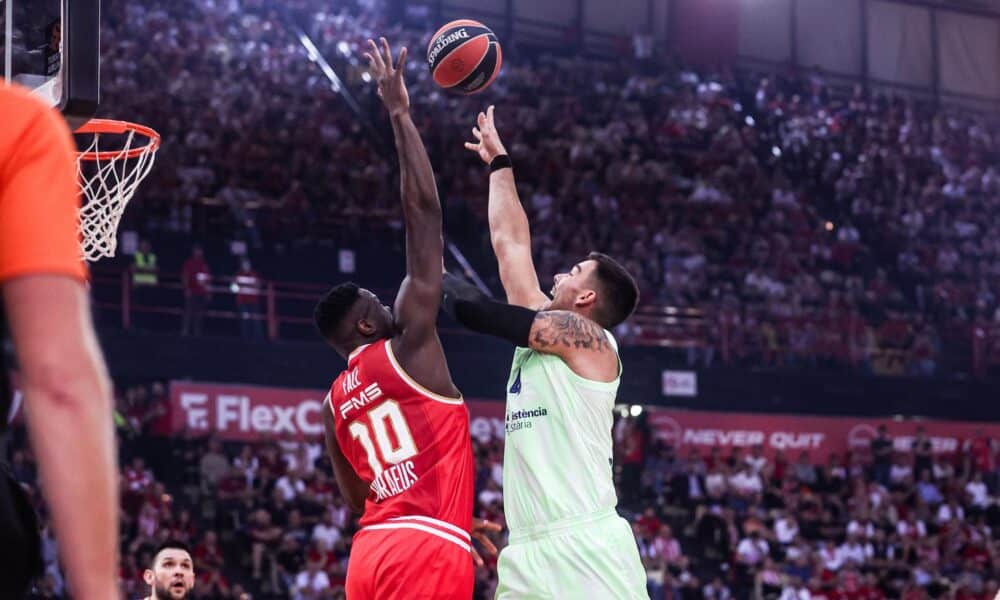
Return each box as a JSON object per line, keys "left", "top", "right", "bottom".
{"left": 151, "top": 540, "right": 191, "bottom": 566}
{"left": 585, "top": 252, "right": 639, "bottom": 329}
{"left": 314, "top": 283, "right": 361, "bottom": 341}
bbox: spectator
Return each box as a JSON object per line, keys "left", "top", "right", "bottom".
{"left": 276, "top": 469, "right": 306, "bottom": 502}
{"left": 652, "top": 525, "right": 683, "bottom": 566}
{"left": 233, "top": 444, "right": 260, "bottom": 488}
{"left": 870, "top": 425, "right": 893, "bottom": 487}
{"left": 965, "top": 471, "right": 990, "bottom": 510}
{"left": 249, "top": 509, "right": 282, "bottom": 581}
{"left": 737, "top": 529, "right": 769, "bottom": 567}
{"left": 671, "top": 460, "right": 706, "bottom": 506}
{"left": 896, "top": 513, "right": 927, "bottom": 540}
{"left": 936, "top": 496, "right": 964, "bottom": 525}
{"left": 479, "top": 479, "right": 503, "bottom": 507}
{"left": 703, "top": 576, "right": 732, "bottom": 600}
{"left": 779, "top": 576, "right": 810, "bottom": 600}
{"left": 889, "top": 453, "right": 913, "bottom": 489}
{"left": 181, "top": 245, "right": 212, "bottom": 336}
{"left": 311, "top": 512, "right": 341, "bottom": 552}
{"left": 745, "top": 444, "right": 768, "bottom": 475}
{"left": 132, "top": 239, "right": 159, "bottom": 288}
{"left": 916, "top": 470, "right": 944, "bottom": 505}
{"left": 199, "top": 438, "right": 230, "bottom": 491}
{"left": 837, "top": 533, "right": 872, "bottom": 567}
{"left": 233, "top": 257, "right": 264, "bottom": 339}
{"left": 275, "top": 533, "right": 305, "bottom": 592}
{"left": 793, "top": 452, "right": 817, "bottom": 486}
{"left": 911, "top": 426, "right": 933, "bottom": 478}
{"left": 774, "top": 511, "right": 800, "bottom": 546}
{"left": 293, "top": 561, "right": 332, "bottom": 600}
{"left": 729, "top": 463, "right": 763, "bottom": 500}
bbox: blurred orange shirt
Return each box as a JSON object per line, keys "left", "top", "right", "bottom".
{"left": 0, "top": 83, "right": 86, "bottom": 283}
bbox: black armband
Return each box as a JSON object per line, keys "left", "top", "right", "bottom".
{"left": 442, "top": 272, "right": 536, "bottom": 347}
{"left": 489, "top": 154, "right": 512, "bottom": 173}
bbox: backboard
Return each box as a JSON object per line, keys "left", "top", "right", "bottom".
{"left": 1, "top": 0, "right": 100, "bottom": 127}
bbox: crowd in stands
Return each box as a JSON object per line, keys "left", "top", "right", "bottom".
{"left": 90, "top": 0, "right": 1000, "bottom": 378}
{"left": 620, "top": 416, "right": 1000, "bottom": 600}
{"left": 7, "top": 380, "right": 999, "bottom": 599}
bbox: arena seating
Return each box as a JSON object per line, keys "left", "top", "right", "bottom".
{"left": 94, "top": 0, "right": 1000, "bottom": 378}
{"left": 8, "top": 380, "right": 998, "bottom": 599}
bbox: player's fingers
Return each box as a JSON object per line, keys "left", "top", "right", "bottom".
{"left": 472, "top": 127, "right": 483, "bottom": 141}
{"left": 474, "top": 533, "right": 499, "bottom": 557}
{"left": 396, "top": 46, "right": 408, "bottom": 71}
{"left": 487, "top": 105, "right": 496, "bottom": 128}
{"left": 477, "top": 111, "right": 487, "bottom": 127}
{"left": 367, "top": 39, "right": 384, "bottom": 70}
{"left": 380, "top": 37, "right": 393, "bottom": 72}
{"left": 471, "top": 547, "right": 484, "bottom": 567}
{"left": 464, "top": 141, "right": 479, "bottom": 152}
{"left": 482, "top": 520, "right": 503, "bottom": 533}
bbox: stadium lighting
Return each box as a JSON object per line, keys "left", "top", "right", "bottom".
{"left": 361, "top": 72, "right": 371, "bottom": 83}
{"left": 825, "top": 221, "right": 834, "bottom": 231}
{"left": 337, "top": 41, "right": 351, "bottom": 57}
{"left": 629, "top": 405, "right": 643, "bottom": 417}
{"left": 771, "top": 146, "right": 782, "bottom": 157}
{"left": 745, "top": 116, "right": 755, "bottom": 127}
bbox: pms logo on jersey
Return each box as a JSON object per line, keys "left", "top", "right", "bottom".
{"left": 509, "top": 369, "right": 521, "bottom": 394}
{"left": 339, "top": 382, "right": 383, "bottom": 419}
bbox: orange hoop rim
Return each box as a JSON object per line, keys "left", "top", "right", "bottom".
{"left": 75, "top": 118, "right": 162, "bottom": 161}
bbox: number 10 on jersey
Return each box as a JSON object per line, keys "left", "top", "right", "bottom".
{"left": 348, "top": 400, "right": 418, "bottom": 477}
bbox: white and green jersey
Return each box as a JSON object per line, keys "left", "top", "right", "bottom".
{"left": 502, "top": 329, "right": 620, "bottom": 532}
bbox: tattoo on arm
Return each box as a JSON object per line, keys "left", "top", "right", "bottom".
{"left": 531, "top": 311, "right": 611, "bottom": 353}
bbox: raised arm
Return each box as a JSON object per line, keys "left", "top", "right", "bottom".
{"left": 442, "top": 273, "right": 618, "bottom": 381}
{"left": 465, "top": 106, "right": 549, "bottom": 309}
{"left": 366, "top": 38, "right": 458, "bottom": 398}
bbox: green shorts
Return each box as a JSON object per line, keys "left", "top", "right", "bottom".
{"left": 496, "top": 509, "right": 648, "bottom": 600}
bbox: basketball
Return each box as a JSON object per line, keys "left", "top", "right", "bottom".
{"left": 427, "top": 20, "right": 502, "bottom": 94}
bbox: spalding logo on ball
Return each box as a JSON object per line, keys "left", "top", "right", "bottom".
{"left": 427, "top": 20, "right": 502, "bottom": 94}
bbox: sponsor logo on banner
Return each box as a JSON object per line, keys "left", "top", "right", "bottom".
{"left": 171, "top": 383, "right": 326, "bottom": 441}
{"left": 646, "top": 408, "right": 1000, "bottom": 461}
{"left": 662, "top": 370, "right": 697, "bottom": 397}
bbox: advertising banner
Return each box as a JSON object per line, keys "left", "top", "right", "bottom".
{"left": 168, "top": 382, "right": 998, "bottom": 459}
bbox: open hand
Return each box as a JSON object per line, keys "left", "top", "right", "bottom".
{"left": 470, "top": 517, "right": 502, "bottom": 566}
{"left": 464, "top": 105, "right": 508, "bottom": 165}
{"left": 364, "top": 37, "right": 409, "bottom": 117}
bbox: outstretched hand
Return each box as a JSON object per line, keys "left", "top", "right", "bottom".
{"left": 464, "top": 105, "right": 508, "bottom": 165}
{"left": 364, "top": 37, "right": 409, "bottom": 116}
{"left": 470, "top": 517, "right": 502, "bottom": 567}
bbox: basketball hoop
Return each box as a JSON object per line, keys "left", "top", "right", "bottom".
{"left": 75, "top": 119, "right": 161, "bottom": 262}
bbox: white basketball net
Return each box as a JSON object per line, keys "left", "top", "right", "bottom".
{"left": 76, "top": 126, "right": 158, "bottom": 262}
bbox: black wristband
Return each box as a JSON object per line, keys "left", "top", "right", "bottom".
{"left": 489, "top": 155, "right": 512, "bottom": 173}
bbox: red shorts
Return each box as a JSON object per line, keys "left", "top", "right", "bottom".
{"left": 346, "top": 517, "right": 474, "bottom": 600}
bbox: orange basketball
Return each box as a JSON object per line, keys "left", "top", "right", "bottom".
{"left": 426, "top": 20, "right": 502, "bottom": 94}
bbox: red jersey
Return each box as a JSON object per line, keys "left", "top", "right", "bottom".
{"left": 328, "top": 339, "right": 474, "bottom": 537}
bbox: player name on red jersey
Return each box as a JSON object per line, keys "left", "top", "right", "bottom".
{"left": 371, "top": 459, "right": 419, "bottom": 501}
